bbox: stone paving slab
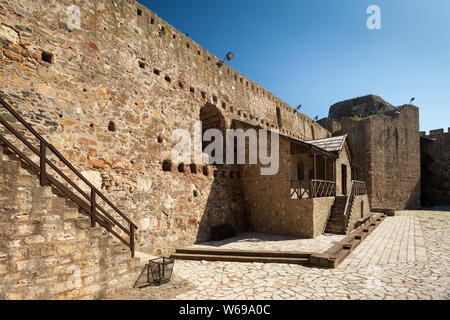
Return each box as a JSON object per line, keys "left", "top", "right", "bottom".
{"left": 112, "top": 209, "right": 450, "bottom": 300}
{"left": 187, "top": 232, "right": 346, "bottom": 254}
{"left": 338, "top": 215, "right": 428, "bottom": 268}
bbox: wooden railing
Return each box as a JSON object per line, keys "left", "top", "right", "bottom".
{"left": 291, "top": 180, "right": 312, "bottom": 199}
{"left": 343, "top": 180, "right": 367, "bottom": 232}
{"left": 311, "top": 179, "right": 336, "bottom": 198}
{"left": 352, "top": 180, "right": 367, "bottom": 196}
{"left": 291, "top": 179, "right": 336, "bottom": 199}
{"left": 0, "top": 97, "right": 138, "bottom": 257}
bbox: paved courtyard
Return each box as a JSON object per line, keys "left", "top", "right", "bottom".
{"left": 113, "top": 209, "right": 450, "bottom": 300}
{"left": 186, "top": 232, "right": 345, "bottom": 253}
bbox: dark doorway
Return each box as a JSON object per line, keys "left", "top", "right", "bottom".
{"left": 200, "top": 103, "right": 226, "bottom": 164}
{"left": 341, "top": 164, "right": 347, "bottom": 195}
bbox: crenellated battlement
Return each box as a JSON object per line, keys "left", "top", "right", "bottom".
{"left": 420, "top": 128, "right": 450, "bottom": 137}
{"left": 130, "top": 0, "right": 323, "bottom": 139}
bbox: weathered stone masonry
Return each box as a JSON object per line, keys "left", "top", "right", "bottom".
{"left": 320, "top": 96, "right": 421, "bottom": 211}
{"left": 420, "top": 128, "right": 450, "bottom": 207}
{"left": 0, "top": 0, "right": 329, "bottom": 257}
{"left": 0, "top": 145, "right": 141, "bottom": 299}
{"left": 339, "top": 106, "right": 421, "bottom": 210}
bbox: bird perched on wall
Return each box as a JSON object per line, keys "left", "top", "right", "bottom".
{"left": 314, "top": 116, "right": 319, "bottom": 121}
{"left": 296, "top": 104, "right": 302, "bottom": 111}
{"left": 410, "top": 97, "right": 415, "bottom": 104}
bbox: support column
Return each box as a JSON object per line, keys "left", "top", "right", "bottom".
{"left": 333, "top": 160, "right": 336, "bottom": 196}
{"left": 313, "top": 154, "right": 317, "bottom": 179}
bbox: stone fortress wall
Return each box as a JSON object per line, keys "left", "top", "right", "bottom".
{"left": 420, "top": 128, "right": 450, "bottom": 207}
{"left": 0, "top": 0, "right": 329, "bottom": 256}
{"left": 320, "top": 96, "right": 421, "bottom": 211}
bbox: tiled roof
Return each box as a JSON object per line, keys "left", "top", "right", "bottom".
{"left": 306, "top": 135, "right": 347, "bottom": 153}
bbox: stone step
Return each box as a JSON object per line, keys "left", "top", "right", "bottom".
{"left": 89, "top": 226, "right": 106, "bottom": 238}
{"left": 327, "top": 217, "right": 345, "bottom": 223}
{"left": 76, "top": 216, "right": 92, "bottom": 230}
{"left": 63, "top": 207, "right": 80, "bottom": 220}
{"left": 175, "top": 248, "right": 311, "bottom": 259}
{"left": 328, "top": 214, "right": 346, "bottom": 221}
{"left": 6, "top": 173, "right": 39, "bottom": 188}
{"left": 325, "top": 221, "right": 346, "bottom": 228}
{"left": 0, "top": 139, "right": 136, "bottom": 261}
{"left": 0, "top": 190, "right": 30, "bottom": 204}
{"left": 31, "top": 186, "right": 55, "bottom": 200}
{"left": 1, "top": 159, "right": 21, "bottom": 174}
{"left": 170, "top": 253, "right": 310, "bottom": 265}
{"left": 46, "top": 197, "right": 67, "bottom": 212}
{"left": 326, "top": 223, "right": 345, "bottom": 230}
{"left": 325, "top": 228, "right": 346, "bottom": 235}
{"left": 327, "top": 221, "right": 345, "bottom": 228}
{"left": 333, "top": 203, "right": 346, "bottom": 208}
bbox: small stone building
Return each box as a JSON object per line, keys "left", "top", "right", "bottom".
{"left": 238, "top": 121, "right": 371, "bottom": 238}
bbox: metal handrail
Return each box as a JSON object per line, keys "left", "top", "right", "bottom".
{"left": 0, "top": 96, "right": 137, "bottom": 257}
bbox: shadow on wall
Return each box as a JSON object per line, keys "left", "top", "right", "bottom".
{"left": 195, "top": 167, "right": 250, "bottom": 243}
{"left": 406, "top": 181, "right": 422, "bottom": 210}
{"left": 195, "top": 103, "right": 250, "bottom": 243}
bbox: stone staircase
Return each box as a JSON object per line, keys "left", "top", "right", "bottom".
{"left": 325, "top": 196, "right": 350, "bottom": 235}
{"left": 0, "top": 144, "right": 141, "bottom": 299}
{"left": 171, "top": 248, "right": 311, "bottom": 265}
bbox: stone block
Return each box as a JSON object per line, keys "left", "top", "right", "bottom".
{"left": 63, "top": 209, "right": 79, "bottom": 221}
{"left": 89, "top": 227, "right": 104, "bottom": 238}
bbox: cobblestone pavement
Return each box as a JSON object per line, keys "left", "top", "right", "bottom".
{"left": 187, "top": 232, "right": 345, "bottom": 253}
{"left": 115, "top": 209, "right": 450, "bottom": 300}
{"left": 339, "top": 215, "right": 428, "bottom": 267}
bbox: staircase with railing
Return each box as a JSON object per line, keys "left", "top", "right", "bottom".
{"left": 342, "top": 180, "right": 367, "bottom": 232}
{"left": 325, "top": 180, "right": 367, "bottom": 235}
{"left": 0, "top": 96, "right": 138, "bottom": 257}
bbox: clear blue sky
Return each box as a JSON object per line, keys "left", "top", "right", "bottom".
{"left": 138, "top": 0, "right": 450, "bottom": 132}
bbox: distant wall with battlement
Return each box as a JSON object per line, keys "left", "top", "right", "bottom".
{"left": 335, "top": 105, "right": 421, "bottom": 210}
{"left": 420, "top": 128, "right": 450, "bottom": 206}
{"left": 0, "top": 0, "right": 330, "bottom": 256}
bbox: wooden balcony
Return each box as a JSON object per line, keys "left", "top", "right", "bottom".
{"left": 291, "top": 179, "right": 336, "bottom": 199}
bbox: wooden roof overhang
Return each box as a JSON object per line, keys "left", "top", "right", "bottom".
{"left": 231, "top": 119, "right": 338, "bottom": 160}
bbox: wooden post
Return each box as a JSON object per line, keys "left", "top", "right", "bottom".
{"left": 130, "top": 225, "right": 135, "bottom": 258}
{"left": 40, "top": 142, "right": 49, "bottom": 186}
{"left": 333, "top": 161, "right": 336, "bottom": 196}
{"left": 313, "top": 154, "right": 317, "bottom": 197}
{"left": 90, "top": 189, "right": 96, "bottom": 227}
{"left": 313, "top": 154, "right": 317, "bottom": 179}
